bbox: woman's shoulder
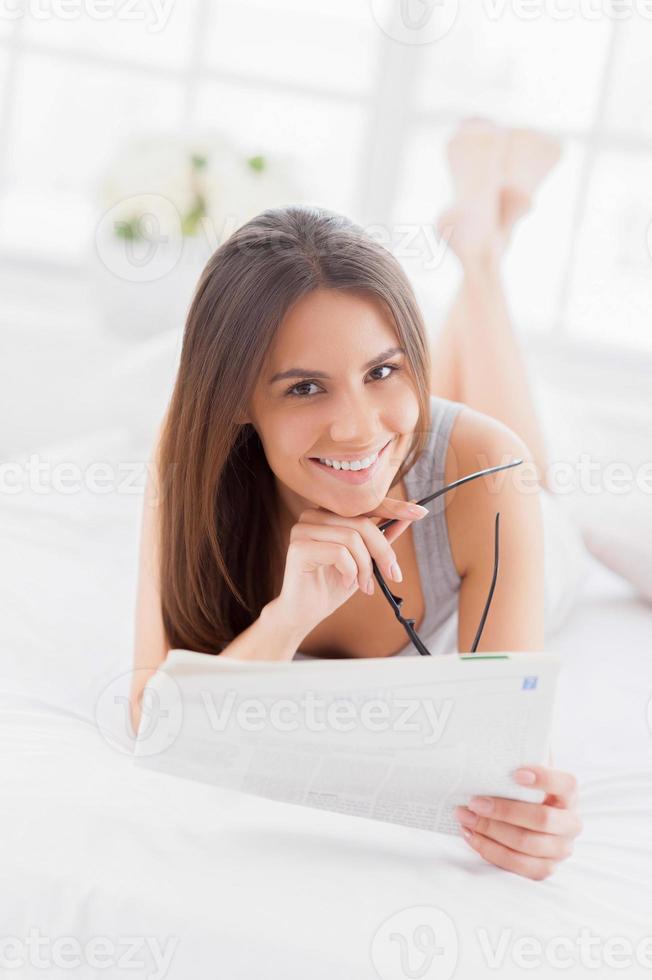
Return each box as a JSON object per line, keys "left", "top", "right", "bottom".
{"left": 447, "top": 403, "right": 529, "bottom": 465}
{"left": 443, "top": 404, "right": 535, "bottom": 579}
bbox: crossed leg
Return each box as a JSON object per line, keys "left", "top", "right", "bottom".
{"left": 429, "top": 120, "right": 562, "bottom": 492}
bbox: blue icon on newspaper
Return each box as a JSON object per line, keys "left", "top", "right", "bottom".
{"left": 522, "top": 676, "right": 538, "bottom": 690}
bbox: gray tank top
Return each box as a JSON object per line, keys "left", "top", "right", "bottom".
{"left": 293, "top": 394, "right": 466, "bottom": 660}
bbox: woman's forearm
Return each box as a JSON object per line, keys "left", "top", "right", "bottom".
{"left": 131, "top": 601, "right": 305, "bottom": 732}
{"left": 219, "top": 598, "right": 306, "bottom": 662}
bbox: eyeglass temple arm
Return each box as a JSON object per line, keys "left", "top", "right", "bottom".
{"left": 373, "top": 458, "right": 522, "bottom": 654}
{"left": 470, "top": 511, "right": 500, "bottom": 653}
{"left": 371, "top": 514, "right": 499, "bottom": 655}
{"left": 372, "top": 569, "right": 433, "bottom": 655}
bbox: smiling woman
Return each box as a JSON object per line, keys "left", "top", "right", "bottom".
{"left": 131, "top": 203, "right": 548, "bottom": 682}
{"left": 151, "top": 205, "right": 433, "bottom": 659}
{"left": 129, "top": 199, "right": 584, "bottom": 882}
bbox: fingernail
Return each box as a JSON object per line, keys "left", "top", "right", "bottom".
{"left": 389, "top": 560, "right": 403, "bottom": 583}
{"left": 365, "top": 578, "right": 375, "bottom": 595}
{"left": 405, "top": 503, "right": 429, "bottom": 517}
{"left": 468, "top": 797, "right": 493, "bottom": 815}
{"left": 455, "top": 807, "right": 478, "bottom": 828}
{"left": 514, "top": 769, "right": 537, "bottom": 785}
{"left": 461, "top": 828, "right": 473, "bottom": 841}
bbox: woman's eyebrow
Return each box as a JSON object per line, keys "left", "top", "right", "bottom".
{"left": 268, "top": 346, "right": 406, "bottom": 384}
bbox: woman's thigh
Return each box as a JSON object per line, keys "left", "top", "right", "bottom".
{"left": 429, "top": 319, "right": 460, "bottom": 402}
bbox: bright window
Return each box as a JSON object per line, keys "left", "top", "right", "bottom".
{"left": 0, "top": 1, "right": 650, "bottom": 354}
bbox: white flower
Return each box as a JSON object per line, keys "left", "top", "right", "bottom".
{"left": 98, "top": 130, "right": 306, "bottom": 245}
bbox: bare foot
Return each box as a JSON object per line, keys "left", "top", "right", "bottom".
{"left": 437, "top": 120, "right": 562, "bottom": 261}
{"left": 437, "top": 117, "right": 507, "bottom": 266}
{"left": 504, "top": 127, "right": 562, "bottom": 199}
{"left": 498, "top": 128, "right": 562, "bottom": 251}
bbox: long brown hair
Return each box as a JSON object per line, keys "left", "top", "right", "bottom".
{"left": 158, "top": 204, "right": 432, "bottom": 654}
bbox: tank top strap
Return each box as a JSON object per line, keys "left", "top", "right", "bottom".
{"left": 401, "top": 394, "right": 466, "bottom": 643}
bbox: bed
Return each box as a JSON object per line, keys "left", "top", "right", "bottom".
{"left": 1, "top": 315, "right": 651, "bottom": 978}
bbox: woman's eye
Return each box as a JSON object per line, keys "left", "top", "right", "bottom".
{"left": 285, "top": 363, "right": 400, "bottom": 399}
{"left": 369, "top": 364, "right": 398, "bottom": 382}
{"left": 286, "top": 380, "right": 320, "bottom": 398}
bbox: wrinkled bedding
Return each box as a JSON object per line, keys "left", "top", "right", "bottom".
{"left": 2, "top": 548, "right": 651, "bottom": 979}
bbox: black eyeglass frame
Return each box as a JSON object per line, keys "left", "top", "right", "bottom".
{"left": 372, "top": 458, "right": 524, "bottom": 655}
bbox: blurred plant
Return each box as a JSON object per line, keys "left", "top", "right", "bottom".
{"left": 98, "top": 131, "right": 303, "bottom": 247}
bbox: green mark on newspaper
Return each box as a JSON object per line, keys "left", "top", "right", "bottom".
{"left": 459, "top": 654, "right": 510, "bottom": 660}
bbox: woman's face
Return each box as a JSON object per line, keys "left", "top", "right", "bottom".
{"left": 245, "top": 287, "right": 421, "bottom": 526}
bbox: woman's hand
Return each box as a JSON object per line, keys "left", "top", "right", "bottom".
{"left": 455, "top": 765, "right": 583, "bottom": 880}
{"left": 274, "top": 496, "right": 428, "bottom": 641}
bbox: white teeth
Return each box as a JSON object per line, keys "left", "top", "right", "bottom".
{"left": 317, "top": 451, "right": 378, "bottom": 471}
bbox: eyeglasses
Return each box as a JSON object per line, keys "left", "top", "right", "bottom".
{"left": 373, "top": 458, "right": 524, "bottom": 655}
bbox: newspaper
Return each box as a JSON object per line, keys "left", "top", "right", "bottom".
{"left": 132, "top": 650, "right": 561, "bottom": 836}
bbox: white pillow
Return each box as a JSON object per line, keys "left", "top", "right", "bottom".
{"left": 1, "top": 318, "right": 181, "bottom": 459}
{"left": 0, "top": 426, "right": 145, "bottom": 720}
{"left": 581, "top": 492, "right": 652, "bottom": 605}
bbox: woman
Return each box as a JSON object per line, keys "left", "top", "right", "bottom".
{"left": 130, "top": 119, "right": 583, "bottom": 880}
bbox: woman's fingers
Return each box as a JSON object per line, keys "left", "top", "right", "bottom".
{"left": 456, "top": 766, "right": 583, "bottom": 880}
{"left": 298, "top": 507, "right": 416, "bottom": 584}
{"left": 514, "top": 765, "right": 579, "bottom": 808}
{"left": 380, "top": 518, "right": 412, "bottom": 547}
{"left": 291, "top": 537, "right": 359, "bottom": 590}
{"left": 461, "top": 829, "right": 560, "bottom": 881}
{"left": 460, "top": 794, "right": 582, "bottom": 837}
{"left": 291, "top": 523, "right": 377, "bottom": 593}
{"left": 361, "top": 497, "right": 429, "bottom": 523}
{"left": 455, "top": 808, "right": 576, "bottom": 860}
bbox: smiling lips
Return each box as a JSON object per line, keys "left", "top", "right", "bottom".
{"left": 310, "top": 438, "right": 392, "bottom": 467}
{"left": 308, "top": 438, "right": 393, "bottom": 484}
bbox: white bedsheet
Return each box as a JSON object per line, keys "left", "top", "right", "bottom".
{"left": 1, "top": 338, "right": 651, "bottom": 978}
{"left": 2, "top": 552, "right": 651, "bottom": 979}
